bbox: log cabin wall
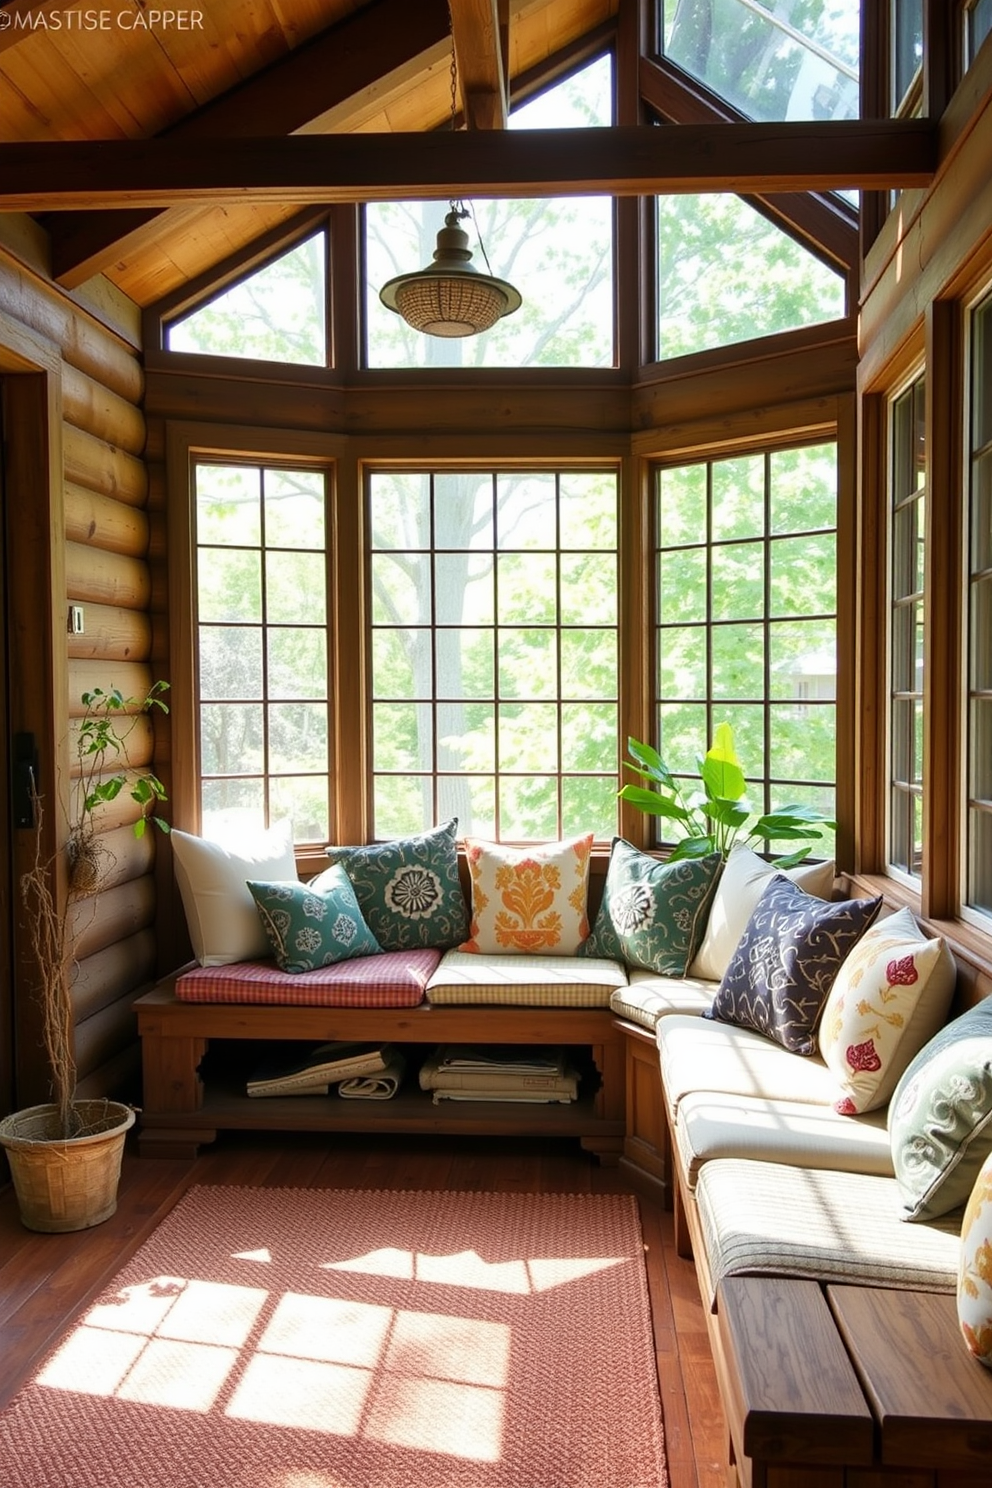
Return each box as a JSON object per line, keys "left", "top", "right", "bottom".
{"left": 0, "top": 226, "right": 156, "bottom": 1107}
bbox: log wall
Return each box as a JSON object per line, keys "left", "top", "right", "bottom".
{"left": 0, "top": 244, "right": 155, "bottom": 1107}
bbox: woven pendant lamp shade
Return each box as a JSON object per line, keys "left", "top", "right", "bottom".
{"left": 380, "top": 209, "right": 521, "bottom": 338}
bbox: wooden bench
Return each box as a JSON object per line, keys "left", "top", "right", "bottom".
{"left": 717, "top": 1274, "right": 992, "bottom": 1487}
{"left": 133, "top": 970, "right": 626, "bottom": 1161}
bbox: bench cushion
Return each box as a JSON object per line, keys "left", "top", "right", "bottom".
{"left": 426, "top": 950, "right": 626, "bottom": 1006}
{"left": 657, "top": 1014, "right": 841, "bottom": 1118}
{"left": 675, "top": 1090, "right": 893, "bottom": 1192}
{"left": 695, "top": 1159, "right": 962, "bottom": 1308}
{"left": 610, "top": 969, "right": 716, "bottom": 1031}
{"left": 174, "top": 948, "right": 441, "bottom": 1007}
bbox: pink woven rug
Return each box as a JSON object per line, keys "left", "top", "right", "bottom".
{"left": 0, "top": 1185, "right": 667, "bottom": 1488}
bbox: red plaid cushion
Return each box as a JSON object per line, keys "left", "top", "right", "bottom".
{"left": 175, "top": 949, "right": 439, "bottom": 1007}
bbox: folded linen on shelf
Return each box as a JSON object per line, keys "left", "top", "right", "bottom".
{"left": 247, "top": 1041, "right": 400, "bottom": 1097}
{"left": 338, "top": 1055, "right": 407, "bottom": 1100}
{"left": 420, "top": 1046, "right": 579, "bottom": 1102}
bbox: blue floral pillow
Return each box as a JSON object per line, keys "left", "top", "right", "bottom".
{"left": 247, "top": 867, "right": 382, "bottom": 973}
{"left": 582, "top": 838, "right": 722, "bottom": 975}
{"left": 705, "top": 874, "right": 882, "bottom": 1054}
{"left": 318, "top": 819, "right": 469, "bottom": 951}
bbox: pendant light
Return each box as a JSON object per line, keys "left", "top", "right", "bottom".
{"left": 377, "top": 10, "right": 522, "bottom": 338}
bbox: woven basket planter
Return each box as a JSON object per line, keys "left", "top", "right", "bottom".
{"left": 0, "top": 1100, "right": 135, "bottom": 1233}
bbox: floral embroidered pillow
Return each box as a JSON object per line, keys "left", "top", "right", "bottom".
{"left": 247, "top": 869, "right": 382, "bottom": 973}
{"left": 817, "top": 906, "right": 956, "bottom": 1115}
{"left": 583, "top": 838, "right": 722, "bottom": 975}
{"left": 959, "top": 1151, "right": 992, "bottom": 1368}
{"left": 458, "top": 834, "right": 594, "bottom": 955}
{"left": 705, "top": 875, "right": 882, "bottom": 1055}
{"left": 320, "top": 819, "right": 469, "bottom": 951}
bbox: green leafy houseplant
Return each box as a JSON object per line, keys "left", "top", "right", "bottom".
{"left": 618, "top": 722, "right": 835, "bottom": 866}
{"left": 18, "top": 682, "right": 170, "bottom": 1140}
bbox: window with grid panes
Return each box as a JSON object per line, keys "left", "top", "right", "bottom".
{"left": 967, "top": 295, "right": 992, "bottom": 916}
{"left": 367, "top": 468, "right": 619, "bottom": 842}
{"left": 192, "top": 461, "right": 332, "bottom": 844}
{"left": 888, "top": 375, "right": 926, "bottom": 877}
{"left": 654, "top": 444, "right": 837, "bottom": 859}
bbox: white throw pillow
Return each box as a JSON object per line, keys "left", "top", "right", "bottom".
{"left": 818, "top": 905, "right": 956, "bottom": 1114}
{"left": 687, "top": 843, "right": 835, "bottom": 982}
{"left": 171, "top": 820, "right": 299, "bottom": 966}
{"left": 959, "top": 1149, "right": 992, "bottom": 1368}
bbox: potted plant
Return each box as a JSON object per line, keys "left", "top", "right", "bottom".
{"left": 0, "top": 682, "right": 170, "bottom": 1232}
{"left": 619, "top": 721, "right": 835, "bottom": 865}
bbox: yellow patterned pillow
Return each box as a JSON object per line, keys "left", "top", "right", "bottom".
{"left": 458, "top": 835, "right": 595, "bottom": 955}
{"left": 959, "top": 1152, "right": 992, "bottom": 1367}
{"left": 817, "top": 906, "right": 955, "bottom": 1115}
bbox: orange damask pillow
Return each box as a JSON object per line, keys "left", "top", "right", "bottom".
{"left": 458, "top": 835, "right": 595, "bottom": 955}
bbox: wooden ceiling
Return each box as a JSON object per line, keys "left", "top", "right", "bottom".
{"left": 0, "top": 0, "right": 617, "bottom": 305}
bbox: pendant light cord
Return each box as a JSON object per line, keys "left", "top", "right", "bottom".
{"left": 446, "top": 1, "right": 498, "bottom": 281}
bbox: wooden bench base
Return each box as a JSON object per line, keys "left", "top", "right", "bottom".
{"left": 134, "top": 977, "right": 627, "bottom": 1162}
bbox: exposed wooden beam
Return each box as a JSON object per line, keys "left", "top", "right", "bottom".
{"left": 2, "top": 122, "right": 936, "bottom": 214}
{"left": 639, "top": 53, "right": 859, "bottom": 273}
{"left": 48, "top": 0, "right": 450, "bottom": 287}
{"left": 450, "top": 0, "right": 509, "bottom": 129}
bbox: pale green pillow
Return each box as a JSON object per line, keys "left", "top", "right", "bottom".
{"left": 889, "top": 1000, "right": 992, "bottom": 1221}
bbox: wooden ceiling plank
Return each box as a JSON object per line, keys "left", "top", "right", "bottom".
{"left": 49, "top": 0, "right": 451, "bottom": 287}
{"left": 450, "top": 0, "right": 509, "bottom": 129}
{"left": 13, "top": 121, "right": 936, "bottom": 214}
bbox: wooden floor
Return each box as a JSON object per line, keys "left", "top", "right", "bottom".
{"left": 0, "top": 1132, "right": 728, "bottom": 1488}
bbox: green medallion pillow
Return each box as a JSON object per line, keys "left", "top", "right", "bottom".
{"left": 247, "top": 868, "right": 382, "bottom": 973}
{"left": 582, "top": 838, "right": 722, "bottom": 975}
{"left": 318, "top": 819, "right": 469, "bottom": 951}
{"left": 889, "top": 1000, "right": 992, "bottom": 1222}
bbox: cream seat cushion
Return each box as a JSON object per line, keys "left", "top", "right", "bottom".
{"left": 674, "top": 1090, "right": 893, "bottom": 1193}
{"left": 426, "top": 950, "right": 627, "bottom": 1006}
{"left": 694, "top": 1158, "right": 962, "bottom": 1309}
{"left": 610, "top": 969, "right": 717, "bottom": 1032}
{"left": 657, "top": 1013, "right": 840, "bottom": 1119}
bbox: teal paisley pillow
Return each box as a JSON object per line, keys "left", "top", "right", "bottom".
{"left": 247, "top": 867, "right": 382, "bottom": 973}
{"left": 889, "top": 1000, "right": 992, "bottom": 1222}
{"left": 318, "top": 819, "right": 469, "bottom": 951}
{"left": 582, "top": 838, "right": 722, "bottom": 975}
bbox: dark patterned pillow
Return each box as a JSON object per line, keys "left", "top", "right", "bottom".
{"left": 318, "top": 819, "right": 469, "bottom": 951}
{"left": 247, "top": 869, "right": 382, "bottom": 973}
{"left": 582, "top": 838, "right": 722, "bottom": 975}
{"left": 704, "top": 874, "right": 882, "bottom": 1054}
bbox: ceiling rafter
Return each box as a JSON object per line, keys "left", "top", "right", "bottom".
{"left": 0, "top": 121, "right": 936, "bottom": 211}
{"left": 639, "top": 53, "right": 859, "bottom": 275}
{"left": 449, "top": 0, "right": 509, "bottom": 129}
{"left": 47, "top": 0, "right": 451, "bottom": 288}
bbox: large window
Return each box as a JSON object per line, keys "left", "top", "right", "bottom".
{"left": 968, "top": 295, "right": 992, "bottom": 916}
{"left": 654, "top": 442, "right": 838, "bottom": 857}
{"left": 367, "top": 468, "right": 619, "bottom": 842}
{"left": 192, "top": 461, "right": 332, "bottom": 844}
{"left": 888, "top": 373, "right": 926, "bottom": 879}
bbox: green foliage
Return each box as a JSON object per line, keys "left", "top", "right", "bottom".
{"left": 619, "top": 722, "right": 835, "bottom": 864}
{"left": 78, "top": 681, "right": 171, "bottom": 838}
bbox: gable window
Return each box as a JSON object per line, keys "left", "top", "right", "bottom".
{"left": 367, "top": 467, "right": 619, "bottom": 841}
{"left": 891, "top": 0, "right": 923, "bottom": 114}
{"left": 656, "top": 194, "right": 846, "bottom": 360}
{"left": 966, "top": 0, "right": 992, "bottom": 65}
{"left": 192, "top": 460, "right": 333, "bottom": 844}
{"left": 887, "top": 371, "right": 926, "bottom": 878}
{"left": 166, "top": 230, "right": 328, "bottom": 367}
{"left": 660, "top": 0, "right": 860, "bottom": 122}
{"left": 653, "top": 441, "right": 838, "bottom": 858}
{"left": 967, "top": 293, "right": 992, "bottom": 917}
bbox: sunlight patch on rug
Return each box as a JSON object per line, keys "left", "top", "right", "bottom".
{"left": 1, "top": 1185, "right": 668, "bottom": 1488}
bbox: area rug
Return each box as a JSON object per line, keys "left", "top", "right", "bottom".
{"left": 0, "top": 1185, "right": 667, "bottom": 1488}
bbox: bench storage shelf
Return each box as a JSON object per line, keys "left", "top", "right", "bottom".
{"left": 134, "top": 975, "right": 626, "bottom": 1161}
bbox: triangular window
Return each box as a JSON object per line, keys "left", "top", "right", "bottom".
{"left": 166, "top": 230, "right": 327, "bottom": 366}
{"left": 657, "top": 194, "right": 845, "bottom": 360}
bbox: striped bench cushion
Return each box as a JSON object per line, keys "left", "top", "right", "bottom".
{"left": 175, "top": 948, "right": 440, "bottom": 1007}
{"left": 426, "top": 951, "right": 627, "bottom": 1006}
{"left": 694, "top": 1158, "right": 962, "bottom": 1309}
{"left": 610, "top": 969, "right": 717, "bottom": 1031}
